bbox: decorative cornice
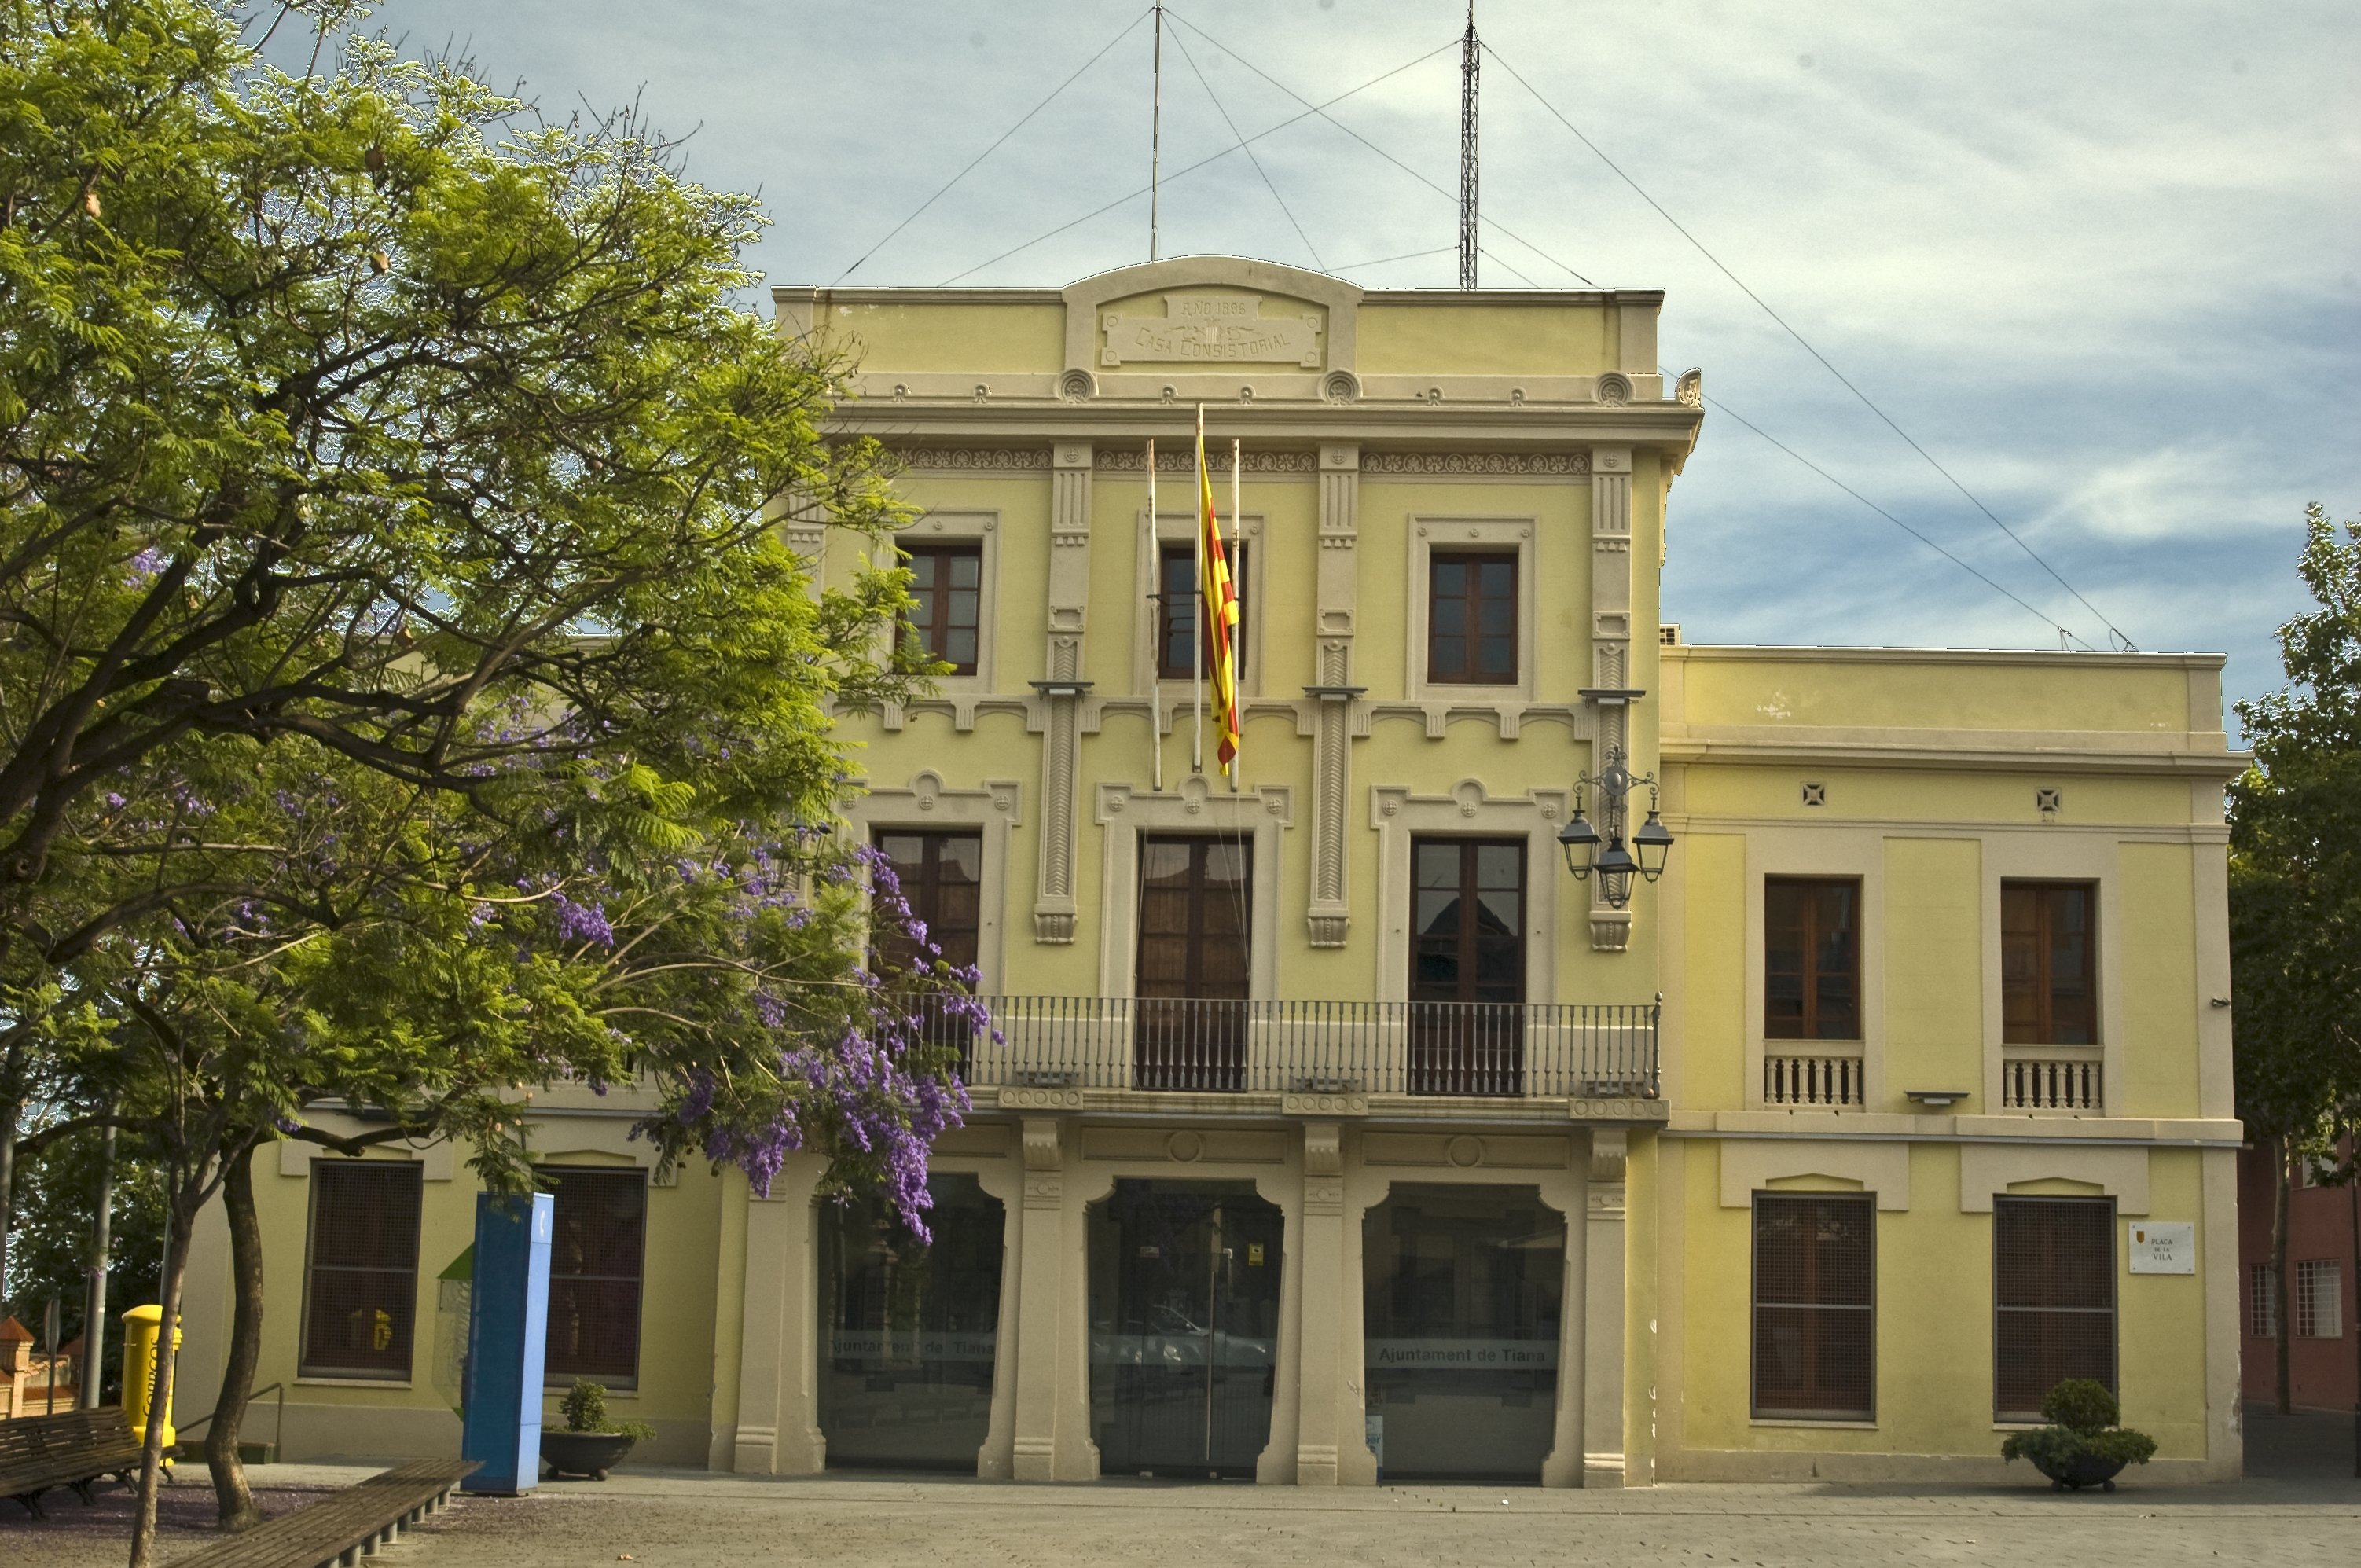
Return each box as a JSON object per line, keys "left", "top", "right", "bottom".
{"left": 895, "top": 447, "right": 1052, "bottom": 471}
{"left": 1095, "top": 448, "right": 1318, "bottom": 473}
{"left": 1363, "top": 450, "right": 1590, "bottom": 476}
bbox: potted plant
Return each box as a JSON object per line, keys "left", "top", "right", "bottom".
{"left": 2000, "top": 1379, "right": 2157, "bottom": 1492}
{"left": 541, "top": 1378, "right": 655, "bottom": 1481}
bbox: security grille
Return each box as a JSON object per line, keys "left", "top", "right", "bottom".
{"left": 1993, "top": 1196, "right": 2115, "bottom": 1421}
{"left": 300, "top": 1160, "right": 424, "bottom": 1379}
{"left": 1751, "top": 1193, "right": 1874, "bottom": 1420}
{"left": 542, "top": 1167, "right": 649, "bottom": 1386}
{"left": 2297, "top": 1259, "right": 2344, "bottom": 1340}
{"left": 2248, "top": 1263, "right": 2278, "bottom": 1338}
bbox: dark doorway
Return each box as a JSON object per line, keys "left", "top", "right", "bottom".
{"left": 817, "top": 1173, "right": 1005, "bottom": 1471}
{"left": 1136, "top": 836, "right": 1252, "bottom": 1091}
{"left": 1408, "top": 838, "right": 1527, "bottom": 1095}
{"left": 1088, "top": 1180, "right": 1283, "bottom": 1478}
{"left": 1363, "top": 1185, "right": 1564, "bottom": 1482}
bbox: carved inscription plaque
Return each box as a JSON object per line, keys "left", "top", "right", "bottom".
{"left": 1101, "top": 294, "right": 1323, "bottom": 369}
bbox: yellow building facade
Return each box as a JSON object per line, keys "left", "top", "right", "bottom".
{"left": 177, "top": 257, "right": 2244, "bottom": 1485}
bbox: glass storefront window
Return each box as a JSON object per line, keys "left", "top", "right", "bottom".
{"left": 817, "top": 1173, "right": 1005, "bottom": 1471}
{"left": 1362, "top": 1184, "right": 1565, "bottom": 1482}
{"left": 1088, "top": 1180, "right": 1283, "bottom": 1478}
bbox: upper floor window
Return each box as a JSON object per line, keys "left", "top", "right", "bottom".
{"left": 2297, "top": 1259, "right": 2344, "bottom": 1340}
{"left": 2002, "top": 881, "right": 2096, "bottom": 1044}
{"left": 901, "top": 543, "right": 982, "bottom": 676}
{"left": 542, "top": 1166, "right": 649, "bottom": 1388}
{"left": 875, "top": 829, "right": 982, "bottom": 974}
{"left": 1157, "top": 542, "right": 1249, "bottom": 681}
{"left": 300, "top": 1160, "right": 423, "bottom": 1381}
{"left": 1426, "top": 552, "right": 1517, "bottom": 685}
{"left": 1765, "top": 877, "right": 1860, "bottom": 1040}
{"left": 1993, "top": 1196, "right": 2114, "bottom": 1421}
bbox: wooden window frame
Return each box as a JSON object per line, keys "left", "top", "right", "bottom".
{"left": 298, "top": 1160, "right": 424, "bottom": 1382}
{"left": 1134, "top": 835, "right": 1254, "bottom": 1001}
{"left": 539, "top": 1166, "right": 650, "bottom": 1390}
{"left": 1407, "top": 837, "right": 1529, "bottom": 1006}
{"left": 873, "top": 828, "right": 984, "bottom": 975}
{"left": 900, "top": 542, "right": 983, "bottom": 677}
{"left": 1750, "top": 1192, "right": 1876, "bottom": 1422}
{"left": 1764, "top": 876, "right": 1863, "bottom": 1041}
{"left": 1991, "top": 1195, "right": 2117, "bottom": 1423}
{"left": 2001, "top": 880, "right": 2099, "bottom": 1045}
{"left": 1424, "top": 550, "right": 1519, "bottom": 686}
{"left": 1155, "top": 542, "right": 1250, "bottom": 683}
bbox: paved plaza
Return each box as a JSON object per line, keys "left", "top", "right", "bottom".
{"left": 6, "top": 1410, "right": 2355, "bottom": 1568}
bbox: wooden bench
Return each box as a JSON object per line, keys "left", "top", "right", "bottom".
{"left": 1, "top": 1405, "right": 157, "bottom": 1518}
{"left": 165, "top": 1460, "right": 479, "bottom": 1568}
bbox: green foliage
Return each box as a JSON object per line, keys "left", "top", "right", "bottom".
{"left": 2230, "top": 503, "right": 2361, "bottom": 1164}
{"left": 559, "top": 1376, "right": 652, "bottom": 1442}
{"left": 1999, "top": 1379, "right": 2157, "bottom": 1474}
{"left": 0, "top": 1128, "right": 163, "bottom": 1397}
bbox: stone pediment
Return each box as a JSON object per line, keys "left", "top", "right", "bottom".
{"left": 1061, "top": 257, "right": 1360, "bottom": 380}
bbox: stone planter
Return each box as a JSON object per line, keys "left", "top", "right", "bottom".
{"left": 2031, "top": 1450, "right": 2128, "bottom": 1492}
{"left": 540, "top": 1430, "right": 637, "bottom": 1481}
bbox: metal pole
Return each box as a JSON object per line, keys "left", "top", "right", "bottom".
{"left": 1458, "top": 4, "right": 1480, "bottom": 290}
{"left": 2348, "top": 1111, "right": 2359, "bottom": 1479}
{"left": 45, "top": 1296, "right": 60, "bottom": 1414}
{"left": 83, "top": 1115, "right": 115, "bottom": 1408}
{"left": 1192, "top": 404, "right": 1204, "bottom": 777}
{"left": 1228, "top": 436, "right": 1242, "bottom": 791}
{"left": 1150, "top": 2, "right": 1163, "bottom": 261}
{"left": 1147, "top": 439, "right": 1162, "bottom": 791}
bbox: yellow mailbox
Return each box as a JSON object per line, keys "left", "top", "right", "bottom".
{"left": 121, "top": 1304, "right": 182, "bottom": 1452}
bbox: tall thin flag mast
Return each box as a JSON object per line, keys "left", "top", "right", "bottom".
{"left": 1147, "top": 438, "right": 1162, "bottom": 791}
{"left": 1459, "top": 4, "right": 1479, "bottom": 290}
{"left": 1192, "top": 404, "right": 1204, "bottom": 776}
{"left": 1150, "top": 2, "right": 1163, "bottom": 260}
{"left": 1228, "top": 437, "right": 1241, "bottom": 792}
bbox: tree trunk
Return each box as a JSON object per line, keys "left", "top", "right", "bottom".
{"left": 128, "top": 1178, "right": 193, "bottom": 1568}
{"left": 2274, "top": 1137, "right": 2294, "bottom": 1416}
{"left": 0, "top": 1088, "right": 17, "bottom": 1297}
{"left": 205, "top": 1151, "right": 264, "bottom": 1531}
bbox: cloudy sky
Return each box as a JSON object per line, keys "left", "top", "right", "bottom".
{"left": 299, "top": 2, "right": 2357, "bottom": 726}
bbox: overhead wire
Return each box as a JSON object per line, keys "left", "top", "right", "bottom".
{"left": 1480, "top": 42, "right": 2135, "bottom": 650}
{"left": 831, "top": 5, "right": 1155, "bottom": 285}
{"left": 1163, "top": 7, "right": 1596, "bottom": 288}
{"left": 1164, "top": 24, "right": 1326, "bottom": 271}
{"left": 938, "top": 36, "right": 1459, "bottom": 285}
{"left": 1328, "top": 245, "right": 1456, "bottom": 273}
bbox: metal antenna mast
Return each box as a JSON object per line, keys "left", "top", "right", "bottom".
{"left": 1150, "top": 2, "right": 1164, "bottom": 260}
{"left": 1458, "top": 4, "right": 1479, "bottom": 288}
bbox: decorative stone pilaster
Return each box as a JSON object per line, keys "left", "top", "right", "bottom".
{"left": 1011, "top": 1118, "right": 1067, "bottom": 1482}
{"left": 1588, "top": 448, "right": 1636, "bottom": 953}
{"left": 1584, "top": 1129, "right": 1628, "bottom": 1488}
{"left": 732, "top": 1159, "right": 825, "bottom": 1476}
{"left": 1034, "top": 442, "right": 1092, "bottom": 943}
{"left": 1306, "top": 442, "right": 1360, "bottom": 947}
{"left": 1294, "top": 1122, "right": 1347, "bottom": 1484}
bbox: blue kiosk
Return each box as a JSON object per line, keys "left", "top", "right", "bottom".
{"left": 461, "top": 1191, "right": 553, "bottom": 1494}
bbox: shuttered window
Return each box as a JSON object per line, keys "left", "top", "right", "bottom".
{"left": 2001, "top": 881, "right": 2098, "bottom": 1044}
{"left": 1764, "top": 877, "right": 1861, "bottom": 1040}
{"left": 542, "top": 1168, "right": 649, "bottom": 1388}
{"left": 1993, "top": 1196, "right": 2115, "bottom": 1421}
{"left": 1751, "top": 1193, "right": 1875, "bottom": 1420}
{"left": 300, "top": 1160, "right": 424, "bottom": 1380}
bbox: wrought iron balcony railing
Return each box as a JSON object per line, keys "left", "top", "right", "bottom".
{"left": 931, "top": 996, "right": 1659, "bottom": 1100}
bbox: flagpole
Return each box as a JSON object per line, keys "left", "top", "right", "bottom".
{"left": 1228, "top": 436, "right": 1242, "bottom": 791}
{"left": 1192, "top": 404, "right": 1204, "bottom": 777}
{"left": 1147, "top": 438, "right": 1162, "bottom": 791}
{"left": 1150, "top": 2, "right": 1164, "bottom": 262}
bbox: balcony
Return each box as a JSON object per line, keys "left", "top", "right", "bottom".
{"left": 944, "top": 997, "right": 1659, "bottom": 1113}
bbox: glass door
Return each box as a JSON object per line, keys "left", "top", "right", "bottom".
{"left": 1408, "top": 838, "right": 1526, "bottom": 1094}
{"left": 1136, "top": 836, "right": 1252, "bottom": 1091}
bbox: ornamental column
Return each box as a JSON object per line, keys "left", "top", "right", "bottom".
{"left": 1293, "top": 1121, "right": 1348, "bottom": 1482}
{"left": 1588, "top": 446, "right": 1635, "bottom": 953}
{"left": 1305, "top": 442, "right": 1361, "bottom": 948}
{"left": 1034, "top": 442, "right": 1093, "bottom": 942}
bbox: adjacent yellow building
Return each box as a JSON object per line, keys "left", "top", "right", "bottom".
{"left": 177, "top": 256, "right": 2245, "bottom": 1486}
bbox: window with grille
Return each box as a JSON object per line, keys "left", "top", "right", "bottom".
{"left": 1156, "top": 542, "right": 1249, "bottom": 681}
{"left": 2249, "top": 1263, "right": 2278, "bottom": 1338}
{"left": 541, "top": 1167, "right": 649, "bottom": 1386}
{"left": 2001, "top": 881, "right": 2097, "bottom": 1044}
{"left": 1752, "top": 1193, "right": 1874, "bottom": 1420}
{"left": 1764, "top": 877, "right": 1861, "bottom": 1040}
{"left": 1993, "top": 1197, "right": 2116, "bottom": 1421}
{"left": 901, "top": 543, "right": 982, "bottom": 675}
{"left": 874, "top": 829, "right": 983, "bottom": 975}
{"left": 300, "top": 1160, "right": 424, "bottom": 1379}
{"left": 2297, "top": 1259, "right": 2344, "bottom": 1340}
{"left": 1427, "top": 553, "right": 1518, "bottom": 685}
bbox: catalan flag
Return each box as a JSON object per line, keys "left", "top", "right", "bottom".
{"left": 1195, "top": 421, "right": 1242, "bottom": 773}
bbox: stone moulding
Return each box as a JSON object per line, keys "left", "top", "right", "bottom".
{"left": 1094, "top": 447, "right": 1318, "bottom": 473}
{"left": 1364, "top": 451, "right": 1591, "bottom": 476}
{"left": 894, "top": 447, "right": 1053, "bottom": 471}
